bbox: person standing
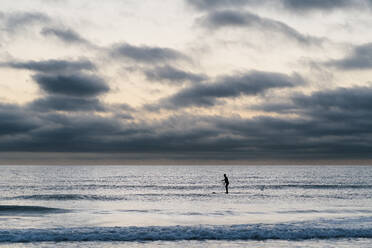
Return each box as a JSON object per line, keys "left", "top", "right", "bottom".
{"left": 223, "top": 174, "right": 229, "bottom": 194}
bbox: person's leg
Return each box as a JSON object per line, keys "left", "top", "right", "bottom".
{"left": 225, "top": 184, "right": 228, "bottom": 194}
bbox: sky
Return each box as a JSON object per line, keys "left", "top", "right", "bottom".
{"left": 1, "top": 0, "right": 372, "bottom": 165}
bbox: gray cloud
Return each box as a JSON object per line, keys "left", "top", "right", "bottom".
{"left": 0, "top": 11, "right": 50, "bottom": 32}
{"left": 119, "top": 103, "right": 136, "bottom": 112}
{"left": 187, "top": 0, "right": 255, "bottom": 10}
{"left": 144, "top": 65, "right": 207, "bottom": 84}
{"left": 0, "top": 109, "right": 219, "bottom": 153}
{"left": 292, "top": 86, "right": 372, "bottom": 111}
{"left": 200, "top": 10, "right": 321, "bottom": 45}
{"left": 0, "top": 100, "right": 370, "bottom": 159}
{"left": 111, "top": 43, "right": 189, "bottom": 63}
{"left": 1, "top": 57, "right": 108, "bottom": 113}
{"left": 0, "top": 103, "right": 40, "bottom": 136}
{"left": 280, "top": 0, "right": 362, "bottom": 11}
{"left": 325, "top": 43, "right": 372, "bottom": 70}
{"left": 2, "top": 2, "right": 372, "bottom": 161}
{"left": 2, "top": 57, "right": 110, "bottom": 114}
{"left": 1, "top": 59, "right": 95, "bottom": 73}
{"left": 29, "top": 95, "right": 105, "bottom": 112}
{"left": 253, "top": 86, "right": 372, "bottom": 111}
{"left": 4, "top": 112, "right": 148, "bottom": 153}
{"left": 251, "top": 102, "right": 297, "bottom": 114}
{"left": 154, "top": 70, "right": 304, "bottom": 109}
{"left": 32, "top": 73, "right": 109, "bottom": 97}
{"left": 2, "top": 84, "right": 372, "bottom": 159}
{"left": 187, "top": 0, "right": 372, "bottom": 12}
{"left": 0, "top": 114, "right": 122, "bottom": 152}
{"left": 41, "top": 27, "right": 89, "bottom": 45}
{"left": 251, "top": 85, "right": 372, "bottom": 133}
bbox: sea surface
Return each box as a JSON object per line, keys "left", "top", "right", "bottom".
{"left": 0, "top": 165, "right": 371, "bottom": 247}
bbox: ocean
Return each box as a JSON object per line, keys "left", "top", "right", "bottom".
{"left": 0, "top": 165, "right": 371, "bottom": 247}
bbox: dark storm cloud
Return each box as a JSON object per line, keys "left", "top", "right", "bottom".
{"left": 2, "top": 57, "right": 110, "bottom": 115}
{"left": 251, "top": 102, "right": 297, "bottom": 114}
{"left": 243, "top": 86, "right": 372, "bottom": 157}
{"left": 251, "top": 85, "right": 372, "bottom": 132}
{"left": 1, "top": 59, "right": 95, "bottom": 73}
{"left": 144, "top": 65, "right": 207, "bottom": 84}
{"left": 0, "top": 11, "right": 50, "bottom": 31}
{"left": 0, "top": 111, "right": 218, "bottom": 153}
{"left": 0, "top": 103, "right": 40, "bottom": 136}
{"left": 292, "top": 86, "right": 372, "bottom": 111}
{"left": 325, "top": 43, "right": 372, "bottom": 70}
{"left": 32, "top": 73, "right": 109, "bottom": 97}
{"left": 0, "top": 113, "right": 147, "bottom": 152}
{"left": 211, "top": 116, "right": 371, "bottom": 158}
{"left": 2, "top": 84, "right": 372, "bottom": 159}
{"left": 29, "top": 95, "right": 105, "bottom": 112}
{"left": 200, "top": 10, "right": 321, "bottom": 45}
{"left": 154, "top": 71, "right": 304, "bottom": 109}
{"left": 0, "top": 104, "right": 369, "bottom": 158}
{"left": 111, "top": 43, "right": 189, "bottom": 63}
{"left": 41, "top": 27, "right": 89, "bottom": 44}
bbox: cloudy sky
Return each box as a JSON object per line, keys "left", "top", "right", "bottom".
{"left": 2, "top": 0, "right": 372, "bottom": 164}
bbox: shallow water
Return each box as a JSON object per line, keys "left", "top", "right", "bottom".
{"left": 0, "top": 165, "right": 371, "bottom": 247}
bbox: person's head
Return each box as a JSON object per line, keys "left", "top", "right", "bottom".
{"left": 224, "top": 174, "right": 226, "bottom": 177}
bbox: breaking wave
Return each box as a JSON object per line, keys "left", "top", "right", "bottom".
{"left": 0, "top": 205, "right": 67, "bottom": 214}
{"left": 1, "top": 223, "right": 372, "bottom": 243}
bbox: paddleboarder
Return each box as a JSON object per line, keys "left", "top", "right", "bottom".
{"left": 222, "top": 174, "right": 229, "bottom": 194}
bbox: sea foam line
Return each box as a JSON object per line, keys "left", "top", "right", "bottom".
{"left": 1, "top": 224, "right": 372, "bottom": 243}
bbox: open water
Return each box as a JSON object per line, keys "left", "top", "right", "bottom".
{"left": 0, "top": 165, "right": 371, "bottom": 247}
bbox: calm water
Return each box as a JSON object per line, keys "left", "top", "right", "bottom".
{"left": 0, "top": 165, "right": 371, "bottom": 247}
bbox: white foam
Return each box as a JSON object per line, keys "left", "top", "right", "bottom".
{"left": 1, "top": 223, "right": 372, "bottom": 243}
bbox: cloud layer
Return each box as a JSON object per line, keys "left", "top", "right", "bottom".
{"left": 41, "top": 27, "right": 90, "bottom": 45}
{"left": 326, "top": 43, "right": 372, "bottom": 70}
{"left": 153, "top": 71, "right": 303, "bottom": 109}
{"left": 111, "top": 43, "right": 189, "bottom": 63}
{"left": 1, "top": 1, "right": 372, "bottom": 163}
{"left": 187, "top": 0, "right": 372, "bottom": 12}
{"left": 199, "top": 10, "right": 321, "bottom": 45}
{"left": 2, "top": 84, "right": 372, "bottom": 159}
{"left": 33, "top": 73, "right": 109, "bottom": 97}
{"left": 0, "top": 11, "right": 50, "bottom": 32}
{"left": 1, "top": 59, "right": 95, "bottom": 73}
{"left": 144, "top": 65, "right": 207, "bottom": 84}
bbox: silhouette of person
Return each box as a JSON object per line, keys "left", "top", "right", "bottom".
{"left": 222, "top": 174, "right": 229, "bottom": 194}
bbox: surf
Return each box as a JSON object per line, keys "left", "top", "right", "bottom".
{"left": 1, "top": 223, "right": 372, "bottom": 243}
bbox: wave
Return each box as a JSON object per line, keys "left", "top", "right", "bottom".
{"left": 0, "top": 223, "right": 372, "bottom": 243}
{"left": 10, "top": 193, "right": 216, "bottom": 201}
{"left": 250, "top": 184, "right": 372, "bottom": 190}
{"left": 276, "top": 209, "right": 372, "bottom": 214}
{"left": 4, "top": 184, "right": 371, "bottom": 192}
{"left": 0, "top": 205, "right": 67, "bottom": 214}
{"left": 12, "top": 194, "right": 126, "bottom": 201}
{"left": 6, "top": 192, "right": 368, "bottom": 202}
